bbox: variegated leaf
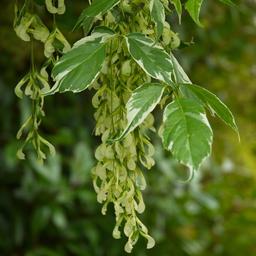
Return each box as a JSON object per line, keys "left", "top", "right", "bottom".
{"left": 170, "top": 53, "right": 191, "bottom": 84}
{"left": 180, "top": 84, "right": 239, "bottom": 136}
{"left": 150, "top": 0, "right": 165, "bottom": 39}
{"left": 171, "top": 0, "right": 182, "bottom": 23}
{"left": 45, "top": 27, "right": 115, "bottom": 94}
{"left": 74, "top": 0, "right": 120, "bottom": 30}
{"left": 115, "top": 83, "right": 165, "bottom": 141}
{"left": 162, "top": 98, "right": 213, "bottom": 172}
{"left": 169, "top": 53, "right": 201, "bottom": 100}
{"left": 125, "top": 33, "right": 174, "bottom": 85}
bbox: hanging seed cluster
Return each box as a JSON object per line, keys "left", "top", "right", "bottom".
{"left": 92, "top": 39, "right": 156, "bottom": 253}
{"left": 90, "top": 2, "right": 181, "bottom": 251}
{"left": 14, "top": 0, "right": 70, "bottom": 162}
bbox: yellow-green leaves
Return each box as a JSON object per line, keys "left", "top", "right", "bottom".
{"left": 47, "top": 27, "right": 115, "bottom": 94}
{"left": 115, "top": 83, "right": 165, "bottom": 141}
{"left": 162, "top": 98, "right": 213, "bottom": 173}
{"left": 125, "top": 33, "right": 174, "bottom": 85}
{"left": 45, "top": 0, "right": 66, "bottom": 15}
{"left": 150, "top": 0, "right": 165, "bottom": 39}
{"left": 185, "top": 0, "right": 204, "bottom": 26}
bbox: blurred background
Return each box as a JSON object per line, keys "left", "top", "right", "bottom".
{"left": 0, "top": 0, "right": 256, "bottom": 255}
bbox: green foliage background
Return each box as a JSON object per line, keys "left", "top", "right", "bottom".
{"left": 0, "top": 0, "right": 256, "bottom": 255}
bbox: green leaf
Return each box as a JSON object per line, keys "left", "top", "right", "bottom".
{"left": 162, "top": 98, "right": 213, "bottom": 172}
{"left": 125, "top": 33, "right": 174, "bottom": 85}
{"left": 74, "top": 0, "right": 120, "bottom": 30}
{"left": 114, "top": 83, "right": 165, "bottom": 141}
{"left": 180, "top": 84, "right": 239, "bottom": 136}
{"left": 169, "top": 53, "right": 201, "bottom": 100}
{"left": 46, "top": 27, "right": 115, "bottom": 94}
{"left": 170, "top": 53, "right": 191, "bottom": 84}
{"left": 171, "top": 0, "right": 182, "bottom": 23}
{"left": 185, "top": 0, "right": 204, "bottom": 26}
{"left": 81, "top": 16, "right": 94, "bottom": 35}
{"left": 150, "top": 0, "right": 165, "bottom": 39}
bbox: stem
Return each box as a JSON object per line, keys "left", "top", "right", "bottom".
{"left": 53, "top": 0, "right": 57, "bottom": 28}
{"left": 30, "top": 0, "right": 35, "bottom": 72}
{"left": 30, "top": 39, "right": 35, "bottom": 72}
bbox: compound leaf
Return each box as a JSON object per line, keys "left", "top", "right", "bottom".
{"left": 162, "top": 98, "right": 213, "bottom": 172}
{"left": 180, "top": 84, "right": 239, "bottom": 136}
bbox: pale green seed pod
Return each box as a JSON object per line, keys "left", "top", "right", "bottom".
{"left": 30, "top": 15, "right": 49, "bottom": 43}
{"left": 120, "top": 0, "right": 133, "bottom": 13}
{"left": 44, "top": 28, "right": 70, "bottom": 58}
{"left": 162, "top": 27, "right": 180, "bottom": 49}
{"left": 45, "top": 0, "right": 66, "bottom": 15}
{"left": 14, "top": 13, "right": 34, "bottom": 41}
{"left": 121, "top": 60, "right": 132, "bottom": 77}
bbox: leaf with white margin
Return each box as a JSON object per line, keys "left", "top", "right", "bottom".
{"left": 125, "top": 33, "right": 174, "bottom": 85}
{"left": 74, "top": 0, "right": 120, "bottom": 30}
{"left": 171, "top": 0, "right": 182, "bottom": 23}
{"left": 171, "top": 55, "right": 239, "bottom": 138}
{"left": 170, "top": 53, "right": 200, "bottom": 100}
{"left": 170, "top": 53, "right": 191, "bottom": 84}
{"left": 45, "top": 27, "right": 115, "bottom": 95}
{"left": 180, "top": 84, "right": 239, "bottom": 137}
{"left": 162, "top": 98, "right": 213, "bottom": 172}
{"left": 150, "top": 0, "right": 165, "bottom": 39}
{"left": 114, "top": 83, "right": 165, "bottom": 141}
{"left": 185, "top": 0, "right": 204, "bottom": 26}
